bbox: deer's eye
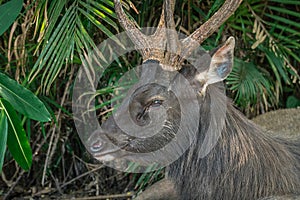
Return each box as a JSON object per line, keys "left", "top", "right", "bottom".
{"left": 149, "top": 99, "right": 163, "bottom": 107}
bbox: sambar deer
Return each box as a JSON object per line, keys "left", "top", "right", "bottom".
{"left": 81, "top": 0, "right": 300, "bottom": 199}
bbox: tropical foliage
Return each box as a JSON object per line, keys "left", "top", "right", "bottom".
{"left": 0, "top": 0, "right": 299, "bottom": 198}
{"left": 0, "top": 0, "right": 50, "bottom": 174}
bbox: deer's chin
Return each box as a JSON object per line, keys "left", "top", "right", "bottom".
{"left": 90, "top": 144, "right": 123, "bottom": 162}
{"left": 95, "top": 154, "right": 116, "bottom": 162}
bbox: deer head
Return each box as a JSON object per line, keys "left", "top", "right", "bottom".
{"left": 73, "top": 0, "right": 242, "bottom": 172}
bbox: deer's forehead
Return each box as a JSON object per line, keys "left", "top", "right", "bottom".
{"left": 131, "top": 83, "right": 168, "bottom": 99}
{"left": 142, "top": 56, "right": 211, "bottom": 73}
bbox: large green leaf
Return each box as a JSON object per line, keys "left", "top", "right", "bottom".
{"left": 0, "top": 0, "right": 23, "bottom": 36}
{"left": 0, "top": 110, "right": 8, "bottom": 173}
{"left": 0, "top": 72, "right": 51, "bottom": 122}
{"left": 0, "top": 99, "right": 32, "bottom": 171}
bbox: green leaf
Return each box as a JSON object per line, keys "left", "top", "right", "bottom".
{"left": 286, "top": 95, "right": 300, "bottom": 108}
{"left": 268, "top": 6, "right": 300, "bottom": 18}
{"left": 78, "top": 7, "right": 115, "bottom": 37}
{"left": 0, "top": 110, "right": 8, "bottom": 173}
{"left": 87, "top": 0, "right": 116, "bottom": 19}
{"left": 0, "top": 72, "right": 51, "bottom": 122}
{"left": 264, "top": 13, "right": 300, "bottom": 29}
{"left": 0, "top": 0, "right": 23, "bottom": 36}
{"left": 269, "top": 0, "right": 300, "bottom": 5}
{"left": 0, "top": 99, "right": 32, "bottom": 171}
{"left": 43, "top": 0, "right": 68, "bottom": 44}
{"left": 29, "top": 4, "right": 77, "bottom": 92}
{"left": 227, "top": 59, "right": 275, "bottom": 108}
{"left": 263, "top": 48, "right": 290, "bottom": 86}
{"left": 79, "top": 0, "right": 119, "bottom": 31}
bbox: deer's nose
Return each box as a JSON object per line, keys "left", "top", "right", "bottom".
{"left": 89, "top": 139, "right": 117, "bottom": 162}
{"left": 88, "top": 132, "right": 121, "bottom": 162}
{"left": 90, "top": 139, "right": 103, "bottom": 152}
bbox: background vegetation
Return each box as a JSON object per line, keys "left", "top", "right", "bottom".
{"left": 0, "top": 0, "right": 299, "bottom": 199}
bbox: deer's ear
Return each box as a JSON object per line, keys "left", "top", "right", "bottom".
{"left": 196, "top": 37, "right": 235, "bottom": 95}
{"left": 207, "top": 36, "right": 235, "bottom": 84}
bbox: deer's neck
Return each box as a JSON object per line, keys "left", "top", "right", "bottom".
{"left": 168, "top": 87, "right": 300, "bottom": 200}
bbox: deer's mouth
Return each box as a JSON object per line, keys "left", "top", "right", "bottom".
{"left": 87, "top": 129, "right": 125, "bottom": 162}
{"left": 89, "top": 139, "right": 121, "bottom": 161}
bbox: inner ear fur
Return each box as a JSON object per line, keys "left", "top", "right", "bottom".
{"left": 193, "top": 37, "right": 235, "bottom": 95}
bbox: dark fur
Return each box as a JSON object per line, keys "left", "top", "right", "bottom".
{"left": 168, "top": 83, "right": 300, "bottom": 200}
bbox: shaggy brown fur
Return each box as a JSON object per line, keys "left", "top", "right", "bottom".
{"left": 167, "top": 85, "right": 300, "bottom": 200}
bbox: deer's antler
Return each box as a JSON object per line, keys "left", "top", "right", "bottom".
{"left": 114, "top": 0, "right": 242, "bottom": 70}
{"left": 114, "top": 0, "right": 151, "bottom": 57}
{"left": 179, "top": 0, "right": 242, "bottom": 62}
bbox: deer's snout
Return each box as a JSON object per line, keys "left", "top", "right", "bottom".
{"left": 88, "top": 130, "right": 122, "bottom": 162}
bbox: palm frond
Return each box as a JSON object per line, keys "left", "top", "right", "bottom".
{"left": 227, "top": 58, "right": 276, "bottom": 110}
{"left": 29, "top": 2, "right": 77, "bottom": 91}
{"left": 225, "top": 0, "right": 300, "bottom": 111}
{"left": 29, "top": 0, "right": 118, "bottom": 93}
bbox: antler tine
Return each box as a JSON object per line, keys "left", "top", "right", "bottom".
{"left": 114, "top": 0, "right": 150, "bottom": 58}
{"left": 179, "top": 0, "right": 242, "bottom": 62}
{"left": 151, "top": 0, "right": 181, "bottom": 69}
{"left": 164, "top": 0, "right": 181, "bottom": 70}
{"left": 164, "top": 0, "right": 176, "bottom": 30}
{"left": 152, "top": 4, "right": 165, "bottom": 37}
{"left": 164, "top": 0, "right": 181, "bottom": 64}
{"left": 114, "top": 0, "right": 180, "bottom": 70}
{"left": 152, "top": 0, "right": 176, "bottom": 38}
